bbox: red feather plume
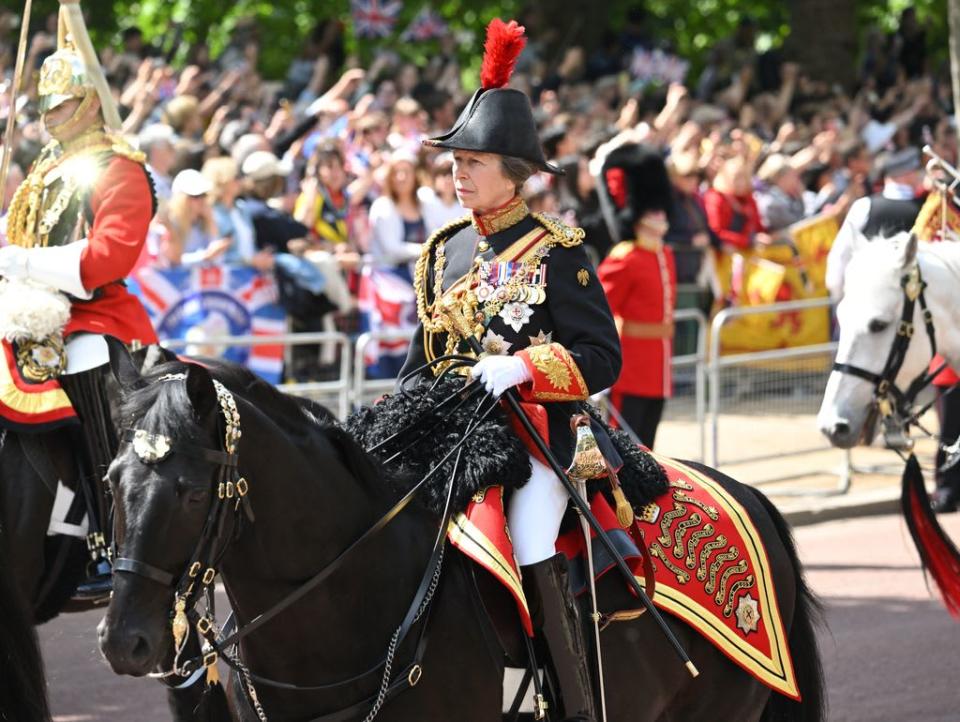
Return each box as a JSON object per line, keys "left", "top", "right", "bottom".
{"left": 480, "top": 18, "right": 527, "bottom": 90}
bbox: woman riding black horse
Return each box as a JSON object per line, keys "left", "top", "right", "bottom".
{"left": 97, "top": 346, "right": 824, "bottom": 722}
{"left": 400, "top": 20, "right": 622, "bottom": 719}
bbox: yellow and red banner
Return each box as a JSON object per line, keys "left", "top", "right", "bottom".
{"left": 717, "top": 213, "right": 837, "bottom": 354}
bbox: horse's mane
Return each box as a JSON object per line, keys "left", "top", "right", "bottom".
{"left": 118, "top": 359, "right": 388, "bottom": 495}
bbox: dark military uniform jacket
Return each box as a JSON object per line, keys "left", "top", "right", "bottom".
{"left": 399, "top": 196, "right": 622, "bottom": 468}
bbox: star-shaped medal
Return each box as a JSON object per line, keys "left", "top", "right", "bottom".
{"left": 528, "top": 330, "right": 553, "bottom": 346}
{"left": 735, "top": 593, "right": 761, "bottom": 635}
{"left": 481, "top": 330, "right": 512, "bottom": 356}
{"left": 500, "top": 301, "right": 534, "bottom": 333}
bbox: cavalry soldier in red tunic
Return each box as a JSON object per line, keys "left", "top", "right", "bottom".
{"left": 0, "top": 0, "right": 157, "bottom": 598}
{"left": 401, "top": 19, "right": 620, "bottom": 722}
{"left": 597, "top": 144, "right": 677, "bottom": 448}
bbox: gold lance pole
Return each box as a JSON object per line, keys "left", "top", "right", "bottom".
{"left": 0, "top": 0, "right": 34, "bottom": 211}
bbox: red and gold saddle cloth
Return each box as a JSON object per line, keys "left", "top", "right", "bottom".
{"left": 0, "top": 338, "right": 76, "bottom": 432}
{"left": 447, "top": 454, "right": 799, "bottom": 701}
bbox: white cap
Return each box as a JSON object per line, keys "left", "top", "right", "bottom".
{"left": 138, "top": 123, "right": 178, "bottom": 151}
{"left": 241, "top": 151, "right": 293, "bottom": 181}
{"left": 172, "top": 168, "right": 213, "bottom": 197}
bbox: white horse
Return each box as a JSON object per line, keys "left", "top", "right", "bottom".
{"left": 817, "top": 233, "right": 960, "bottom": 447}
{"left": 818, "top": 232, "right": 960, "bottom": 616}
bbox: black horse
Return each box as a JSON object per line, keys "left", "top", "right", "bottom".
{"left": 98, "top": 356, "right": 825, "bottom": 722}
{"left": 0, "top": 347, "right": 207, "bottom": 721}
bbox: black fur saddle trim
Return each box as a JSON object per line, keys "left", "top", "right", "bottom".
{"left": 345, "top": 376, "right": 670, "bottom": 520}
{"left": 346, "top": 376, "right": 531, "bottom": 517}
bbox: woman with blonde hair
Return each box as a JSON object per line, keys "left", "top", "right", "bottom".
{"left": 368, "top": 150, "right": 427, "bottom": 280}
{"left": 162, "top": 168, "right": 231, "bottom": 266}
{"left": 203, "top": 156, "right": 273, "bottom": 271}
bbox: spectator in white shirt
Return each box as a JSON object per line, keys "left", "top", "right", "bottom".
{"left": 419, "top": 153, "right": 466, "bottom": 234}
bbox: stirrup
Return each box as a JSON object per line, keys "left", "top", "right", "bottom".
{"left": 72, "top": 559, "right": 113, "bottom": 602}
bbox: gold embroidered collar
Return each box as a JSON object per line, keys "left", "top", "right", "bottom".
{"left": 471, "top": 196, "right": 529, "bottom": 236}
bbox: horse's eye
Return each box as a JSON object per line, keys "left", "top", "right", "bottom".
{"left": 868, "top": 319, "right": 890, "bottom": 333}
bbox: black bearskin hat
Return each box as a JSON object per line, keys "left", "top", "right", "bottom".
{"left": 425, "top": 19, "right": 561, "bottom": 175}
{"left": 597, "top": 143, "right": 672, "bottom": 244}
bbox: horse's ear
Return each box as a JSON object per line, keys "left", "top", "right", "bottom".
{"left": 185, "top": 363, "right": 218, "bottom": 420}
{"left": 902, "top": 233, "right": 918, "bottom": 268}
{"left": 106, "top": 336, "right": 147, "bottom": 392}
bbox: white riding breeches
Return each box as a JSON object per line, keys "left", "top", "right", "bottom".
{"left": 508, "top": 454, "right": 569, "bottom": 566}
{"left": 65, "top": 333, "right": 109, "bottom": 375}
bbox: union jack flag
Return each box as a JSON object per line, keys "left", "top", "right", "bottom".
{"left": 128, "top": 264, "right": 287, "bottom": 384}
{"left": 351, "top": 0, "right": 403, "bottom": 38}
{"left": 401, "top": 6, "right": 448, "bottom": 42}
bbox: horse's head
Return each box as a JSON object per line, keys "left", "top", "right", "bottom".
{"left": 97, "top": 355, "right": 225, "bottom": 677}
{"left": 818, "top": 233, "right": 933, "bottom": 447}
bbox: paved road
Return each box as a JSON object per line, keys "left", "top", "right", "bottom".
{"left": 38, "top": 512, "right": 960, "bottom": 721}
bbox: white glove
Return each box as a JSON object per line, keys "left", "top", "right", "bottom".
{"left": 0, "top": 244, "right": 29, "bottom": 280}
{"left": 0, "top": 241, "right": 92, "bottom": 298}
{"left": 471, "top": 354, "right": 533, "bottom": 397}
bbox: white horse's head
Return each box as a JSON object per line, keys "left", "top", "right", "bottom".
{"left": 818, "top": 233, "right": 934, "bottom": 447}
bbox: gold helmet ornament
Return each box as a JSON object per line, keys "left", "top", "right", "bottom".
{"left": 37, "top": 0, "right": 121, "bottom": 130}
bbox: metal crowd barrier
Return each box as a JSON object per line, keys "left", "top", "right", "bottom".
{"left": 707, "top": 297, "right": 851, "bottom": 494}
{"left": 162, "top": 332, "right": 353, "bottom": 419}
{"left": 158, "top": 297, "right": 884, "bottom": 495}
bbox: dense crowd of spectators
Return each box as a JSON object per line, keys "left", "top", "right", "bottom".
{"left": 0, "top": 8, "right": 953, "bottom": 381}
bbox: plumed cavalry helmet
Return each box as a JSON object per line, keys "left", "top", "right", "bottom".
{"left": 596, "top": 142, "right": 672, "bottom": 244}
{"left": 425, "top": 19, "right": 561, "bottom": 175}
{"left": 37, "top": 0, "right": 122, "bottom": 130}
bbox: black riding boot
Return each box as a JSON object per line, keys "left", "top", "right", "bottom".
{"left": 60, "top": 366, "right": 117, "bottom": 601}
{"left": 522, "top": 553, "right": 597, "bottom": 722}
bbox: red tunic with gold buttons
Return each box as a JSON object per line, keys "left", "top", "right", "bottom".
{"left": 67, "top": 154, "right": 158, "bottom": 346}
{"left": 597, "top": 238, "right": 677, "bottom": 398}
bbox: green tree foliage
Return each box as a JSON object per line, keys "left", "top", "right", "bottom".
{"left": 10, "top": 0, "right": 948, "bottom": 83}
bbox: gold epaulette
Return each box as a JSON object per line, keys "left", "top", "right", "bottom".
{"left": 531, "top": 212, "right": 585, "bottom": 249}
{"left": 413, "top": 214, "right": 472, "bottom": 318}
{"left": 107, "top": 134, "right": 147, "bottom": 165}
{"left": 607, "top": 241, "right": 636, "bottom": 260}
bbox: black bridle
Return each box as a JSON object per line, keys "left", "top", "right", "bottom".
{"left": 831, "top": 263, "right": 946, "bottom": 436}
{"left": 110, "top": 360, "right": 502, "bottom": 722}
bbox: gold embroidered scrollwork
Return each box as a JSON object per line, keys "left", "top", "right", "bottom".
{"left": 649, "top": 542, "right": 690, "bottom": 584}
{"left": 657, "top": 502, "right": 686, "bottom": 546}
{"left": 705, "top": 547, "right": 740, "bottom": 595}
{"left": 672, "top": 513, "right": 702, "bottom": 559}
{"left": 714, "top": 559, "right": 749, "bottom": 605}
{"left": 685, "top": 524, "right": 715, "bottom": 570}
{"left": 696, "top": 536, "right": 727, "bottom": 582}
{"left": 673, "top": 491, "right": 720, "bottom": 521}
{"left": 724, "top": 575, "right": 757, "bottom": 617}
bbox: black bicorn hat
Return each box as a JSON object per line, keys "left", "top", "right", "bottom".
{"left": 424, "top": 19, "right": 562, "bottom": 175}
{"left": 596, "top": 142, "right": 673, "bottom": 244}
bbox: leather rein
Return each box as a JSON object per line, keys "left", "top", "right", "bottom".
{"left": 111, "top": 361, "right": 496, "bottom": 722}
{"left": 831, "top": 263, "right": 946, "bottom": 440}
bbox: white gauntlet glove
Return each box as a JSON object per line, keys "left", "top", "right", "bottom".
{"left": 0, "top": 241, "right": 92, "bottom": 298}
{"left": 471, "top": 354, "right": 533, "bottom": 397}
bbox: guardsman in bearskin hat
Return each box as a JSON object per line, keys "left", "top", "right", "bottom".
{"left": 401, "top": 19, "right": 620, "bottom": 721}
{"left": 596, "top": 144, "right": 677, "bottom": 448}
{"left": 0, "top": 0, "right": 157, "bottom": 597}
